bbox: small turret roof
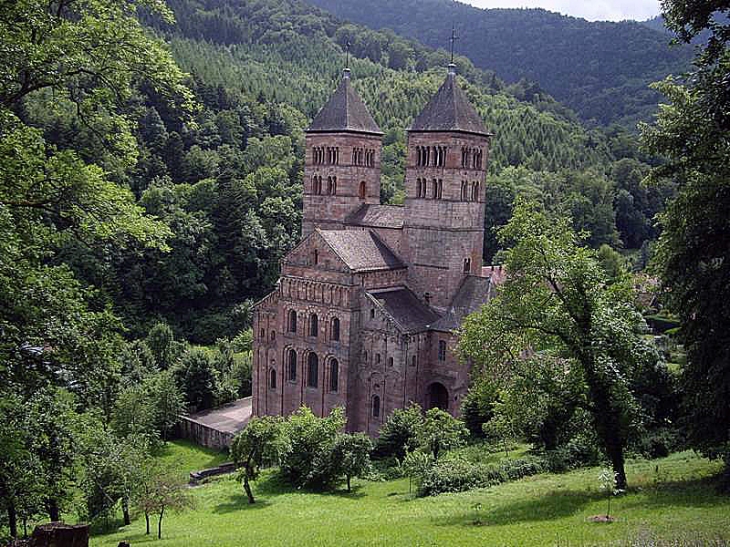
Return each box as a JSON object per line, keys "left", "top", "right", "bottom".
{"left": 410, "top": 68, "right": 491, "bottom": 136}
{"left": 307, "top": 70, "right": 383, "bottom": 135}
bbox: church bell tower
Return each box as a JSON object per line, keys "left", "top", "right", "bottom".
{"left": 302, "top": 69, "right": 383, "bottom": 236}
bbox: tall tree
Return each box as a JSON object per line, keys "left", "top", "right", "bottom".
{"left": 641, "top": 0, "right": 730, "bottom": 483}
{"left": 460, "top": 200, "right": 658, "bottom": 489}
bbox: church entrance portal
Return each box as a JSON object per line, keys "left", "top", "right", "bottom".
{"left": 427, "top": 382, "right": 449, "bottom": 411}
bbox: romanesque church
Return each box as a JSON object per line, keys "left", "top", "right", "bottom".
{"left": 252, "top": 64, "right": 496, "bottom": 435}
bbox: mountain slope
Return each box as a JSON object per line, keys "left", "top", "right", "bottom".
{"left": 305, "top": 0, "right": 693, "bottom": 128}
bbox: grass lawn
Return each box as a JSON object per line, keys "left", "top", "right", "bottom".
{"left": 91, "top": 442, "right": 730, "bottom": 547}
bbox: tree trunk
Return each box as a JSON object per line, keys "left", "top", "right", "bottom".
{"left": 243, "top": 470, "right": 255, "bottom": 504}
{"left": 607, "top": 440, "right": 627, "bottom": 490}
{"left": 47, "top": 498, "right": 60, "bottom": 522}
{"left": 7, "top": 502, "right": 18, "bottom": 538}
{"left": 122, "top": 498, "right": 131, "bottom": 526}
{"left": 346, "top": 475, "right": 351, "bottom": 492}
{"left": 145, "top": 512, "right": 150, "bottom": 535}
{"left": 157, "top": 506, "right": 164, "bottom": 539}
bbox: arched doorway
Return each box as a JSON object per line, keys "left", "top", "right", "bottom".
{"left": 427, "top": 382, "right": 449, "bottom": 411}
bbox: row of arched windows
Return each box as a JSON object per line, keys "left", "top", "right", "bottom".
{"left": 352, "top": 148, "right": 375, "bottom": 167}
{"left": 460, "top": 181, "right": 481, "bottom": 202}
{"left": 311, "top": 175, "right": 337, "bottom": 195}
{"left": 287, "top": 310, "right": 341, "bottom": 341}
{"left": 269, "top": 350, "right": 339, "bottom": 392}
{"left": 415, "top": 177, "right": 443, "bottom": 199}
{"left": 416, "top": 145, "right": 447, "bottom": 167}
{"left": 461, "top": 147, "right": 484, "bottom": 170}
{"left": 312, "top": 146, "right": 339, "bottom": 165}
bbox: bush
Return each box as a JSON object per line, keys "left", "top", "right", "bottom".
{"left": 279, "top": 407, "right": 345, "bottom": 489}
{"left": 374, "top": 403, "right": 424, "bottom": 459}
{"left": 460, "top": 381, "right": 498, "bottom": 439}
{"left": 173, "top": 348, "right": 219, "bottom": 412}
{"left": 418, "top": 456, "right": 547, "bottom": 496}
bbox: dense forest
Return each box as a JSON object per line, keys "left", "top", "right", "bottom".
{"left": 306, "top": 0, "right": 694, "bottom": 127}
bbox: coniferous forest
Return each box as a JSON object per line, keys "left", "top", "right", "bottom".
{"left": 1, "top": 0, "right": 729, "bottom": 544}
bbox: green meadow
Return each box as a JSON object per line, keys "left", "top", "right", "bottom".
{"left": 91, "top": 441, "right": 730, "bottom": 547}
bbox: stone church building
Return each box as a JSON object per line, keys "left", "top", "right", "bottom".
{"left": 252, "top": 64, "right": 495, "bottom": 435}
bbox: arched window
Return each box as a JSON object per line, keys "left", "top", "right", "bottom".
{"left": 411, "top": 355, "right": 417, "bottom": 367}
{"left": 471, "top": 182, "right": 479, "bottom": 202}
{"left": 332, "top": 176, "right": 337, "bottom": 195}
{"left": 463, "top": 258, "right": 471, "bottom": 273}
{"left": 313, "top": 249, "right": 319, "bottom": 265}
{"left": 331, "top": 317, "right": 340, "bottom": 341}
{"left": 269, "top": 368, "right": 277, "bottom": 390}
{"left": 329, "top": 359, "right": 339, "bottom": 392}
{"left": 287, "top": 349, "right": 297, "bottom": 382}
{"left": 327, "top": 176, "right": 333, "bottom": 195}
{"left": 309, "top": 314, "right": 318, "bottom": 337}
{"left": 270, "top": 330, "right": 276, "bottom": 341}
{"left": 461, "top": 181, "right": 468, "bottom": 201}
{"left": 438, "top": 340, "right": 447, "bottom": 361}
{"left": 359, "top": 181, "right": 366, "bottom": 199}
{"left": 288, "top": 310, "right": 297, "bottom": 333}
{"left": 437, "top": 179, "right": 443, "bottom": 200}
{"left": 372, "top": 395, "right": 380, "bottom": 418}
{"left": 363, "top": 350, "right": 368, "bottom": 362}
{"left": 387, "top": 357, "right": 394, "bottom": 367}
{"left": 307, "top": 353, "right": 318, "bottom": 388}
{"left": 376, "top": 353, "right": 381, "bottom": 364}
{"left": 260, "top": 328, "right": 265, "bottom": 339}
{"left": 432, "top": 179, "right": 438, "bottom": 199}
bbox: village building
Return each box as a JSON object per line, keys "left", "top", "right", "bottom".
{"left": 252, "top": 64, "right": 495, "bottom": 435}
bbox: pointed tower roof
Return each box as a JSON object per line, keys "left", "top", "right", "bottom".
{"left": 307, "top": 69, "right": 383, "bottom": 135}
{"left": 409, "top": 65, "right": 491, "bottom": 136}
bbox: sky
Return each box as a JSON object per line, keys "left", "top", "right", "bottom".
{"left": 461, "top": 0, "right": 661, "bottom": 22}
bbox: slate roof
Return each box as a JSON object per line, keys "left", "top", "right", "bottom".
{"left": 410, "top": 71, "right": 491, "bottom": 136}
{"left": 307, "top": 71, "right": 383, "bottom": 135}
{"left": 317, "top": 229, "right": 404, "bottom": 272}
{"left": 431, "top": 275, "right": 493, "bottom": 331}
{"left": 345, "top": 204, "right": 404, "bottom": 229}
{"left": 368, "top": 287, "right": 441, "bottom": 334}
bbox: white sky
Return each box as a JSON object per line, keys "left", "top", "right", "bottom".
{"left": 461, "top": 0, "right": 661, "bottom": 22}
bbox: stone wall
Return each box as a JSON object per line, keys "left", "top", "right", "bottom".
{"left": 177, "top": 417, "right": 233, "bottom": 450}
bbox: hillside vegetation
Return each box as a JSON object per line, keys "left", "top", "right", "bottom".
{"left": 306, "top": 0, "right": 693, "bottom": 127}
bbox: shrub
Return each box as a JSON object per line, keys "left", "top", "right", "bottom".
{"left": 279, "top": 406, "right": 345, "bottom": 489}
{"left": 418, "top": 456, "right": 547, "bottom": 496}
{"left": 173, "top": 348, "right": 219, "bottom": 412}
{"left": 374, "top": 403, "right": 424, "bottom": 459}
{"left": 460, "top": 381, "right": 498, "bottom": 439}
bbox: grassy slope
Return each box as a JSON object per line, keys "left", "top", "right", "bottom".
{"left": 91, "top": 442, "right": 729, "bottom": 546}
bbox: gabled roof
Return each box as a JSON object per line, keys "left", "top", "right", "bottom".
{"left": 307, "top": 70, "right": 383, "bottom": 135}
{"left": 410, "top": 70, "right": 491, "bottom": 136}
{"left": 431, "top": 275, "right": 494, "bottom": 332}
{"left": 368, "top": 287, "right": 440, "bottom": 334}
{"left": 317, "top": 229, "right": 404, "bottom": 272}
{"left": 345, "top": 204, "right": 404, "bottom": 229}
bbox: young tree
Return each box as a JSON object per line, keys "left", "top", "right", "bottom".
{"left": 135, "top": 468, "right": 192, "bottom": 539}
{"left": 145, "top": 371, "right": 186, "bottom": 442}
{"left": 460, "top": 200, "right": 658, "bottom": 489}
{"left": 418, "top": 408, "right": 467, "bottom": 460}
{"left": 173, "top": 349, "right": 219, "bottom": 412}
{"left": 641, "top": 0, "right": 730, "bottom": 484}
{"left": 146, "top": 322, "right": 177, "bottom": 370}
{"left": 331, "top": 433, "right": 374, "bottom": 492}
{"left": 230, "top": 416, "right": 283, "bottom": 503}
{"left": 374, "top": 403, "right": 424, "bottom": 460}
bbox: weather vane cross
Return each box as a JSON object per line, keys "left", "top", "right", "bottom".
{"left": 449, "top": 26, "right": 459, "bottom": 64}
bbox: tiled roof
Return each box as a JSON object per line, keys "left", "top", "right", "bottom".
{"left": 318, "top": 229, "right": 404, "bottom": 272}
{"left": 368, "top": 287, "right": 440, "bottom": 333}
{"left": 410, "top": 72, "right": 490, "bottom": 136}
{"left": 345, "top": 204, "right": 404, "bottom": 229}
{"left": 431, "top": 275, "right": 493, "bottom": 331}
{"left": 307, "top": 71, "right": 383, "bottom": 135}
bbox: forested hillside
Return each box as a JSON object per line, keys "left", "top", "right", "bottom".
{"left": 306, "top": 0, "right": 693, "bottom": 127}
{"left": 1, "top": 0, "right": 672, "bottom": 345}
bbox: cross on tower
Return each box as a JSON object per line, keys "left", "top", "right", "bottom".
{"left": 449, "top": 26, "right": 459, "bottom": 64}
